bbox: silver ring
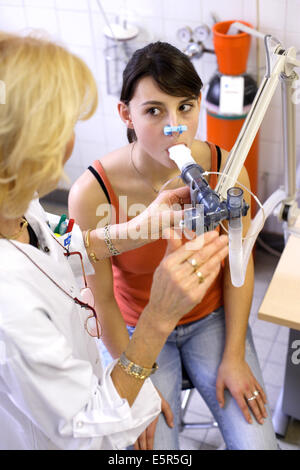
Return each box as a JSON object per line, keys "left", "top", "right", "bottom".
{"left": 247, "top": 396, "right": 257, "bottom": 402}
{"left": 253, "top": 390, "right": 259, "bottom": 397}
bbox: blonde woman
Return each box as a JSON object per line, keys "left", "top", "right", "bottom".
{"left": 0, "top": 32, "right": 228, "bottom": 450}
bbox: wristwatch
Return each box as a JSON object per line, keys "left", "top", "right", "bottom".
{"left": 118, "top": 352, "right": 158, "bottom": 380}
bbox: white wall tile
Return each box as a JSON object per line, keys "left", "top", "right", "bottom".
{"left": 25, "top": 6, "right": 60, "bottom": 39}
{"left": 79, "top": 140, "right": 107, "bottom": 167}
{"left": 55, "top": 0, "right": 88, "bottom": 11}
{"left": 258, "top": 140, "right": 284, "bottom": 176}
{"left": 57, "top": 10, "right": 93, "bottom": 46}
{"left": 75, "top": 110, "right": 105, "bottom": 143}
{"left": 285, "top": 32, "right": 300, "bottom": 53}
{"left": 260, "top": 106, "right": 283, "bottom": 143}
{"left": 24, "top": 0, "right": 55, "bottom": 7}
{"left": 0, "top": 6, "right": 27, "bottom": 32}
{"left": 258, "top": 0, "right": 286, "bottom": 34}
{"left": 90, "top": 0, "right": 127, "bottom": 14}
{"left": 202, "top": 0, "right": 244, "bottom": 24}
{"left": 103, "top": 114, "right": 128, "bottom": 152}
{"left": 134, "top": 16, "right": 163, "bottom": 43}
{"left": 162, "top": 0, "right": 201, "bottom": 22}
{"left": 0, "top": 0, "right": 23, "bottom": 5}
{"left": 125, "top": 0, "right": 162, "bottom": 19}
{"left": 286, "top": 0, "right": 300, "bottom": 34}
{"left": 242, "top": 0, "right": 257, "bottom": 27}
{"left": 60, "top": 164, "right": 85, "bottom": 188}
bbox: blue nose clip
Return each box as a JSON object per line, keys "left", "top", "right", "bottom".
{"left": 164, "top": 125, "right": 188, "bottom": 136}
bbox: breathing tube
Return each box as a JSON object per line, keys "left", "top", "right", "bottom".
{"left": 166, "top": 135, "right": 273, "bottom": 288}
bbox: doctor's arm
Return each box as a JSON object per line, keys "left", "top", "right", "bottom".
{"left": 68, "top": 178, "right": 190, "bottom": 261}
{"left": 1, "top": 231, "right": 228, "bottom": 450}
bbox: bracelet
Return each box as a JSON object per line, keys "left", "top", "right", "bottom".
{"left": 117, "top": 352, "right": 158, "bottom": 380}
{"left": 84, "top": 229, "right": 100, "bottom": 263}
{"left": 104, "top": 224, "right": 120, "bottom": 256}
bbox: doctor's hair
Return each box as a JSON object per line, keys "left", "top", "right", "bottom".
{"left": 120, "top": 41, "right": 203, "bottom": 143}
{"left": 0, "top": 31, "right": 98, "bottom": 219}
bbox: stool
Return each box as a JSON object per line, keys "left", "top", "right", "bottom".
{"left": 180, "top": 365, "right": 218, "bottom": 431}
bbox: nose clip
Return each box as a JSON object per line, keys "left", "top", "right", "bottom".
{"left": 164, "top": 125, "right": 188, "bottom": 136}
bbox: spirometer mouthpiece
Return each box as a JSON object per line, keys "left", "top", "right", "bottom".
{"left": 164, "top": 125, "right": 188, "bottom": 136}
{"left": 168, "top": 144, "right": 196, "bottom": 171}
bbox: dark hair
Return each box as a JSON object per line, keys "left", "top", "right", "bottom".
{"left": 120, "top": 41, "right": 203, "bottom": 143}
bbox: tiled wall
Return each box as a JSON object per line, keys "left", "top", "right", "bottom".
{"left": 1, "top": 0, "right": 300, "bottom": 232}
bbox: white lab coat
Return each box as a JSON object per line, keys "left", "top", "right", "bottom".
{"left": 0, "top": 198, "right": 161, "bottom": 450}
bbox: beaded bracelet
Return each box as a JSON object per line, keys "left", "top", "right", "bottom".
{"left": 104, "top": 224, "right": 120, "bottom": 256}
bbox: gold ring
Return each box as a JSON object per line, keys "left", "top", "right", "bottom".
{"left": 196, "top": 270, "right": 205, "bottom": 284}
{"left": 187, "top": 258, "right": 199, "bottom": 271}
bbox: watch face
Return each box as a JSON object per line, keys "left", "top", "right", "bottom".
{"left": 131, "top": 364, "right": 141, "bottom": 374}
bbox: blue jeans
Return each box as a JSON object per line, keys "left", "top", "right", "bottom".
{"left": 99, "top": 307, "right": 278, "bottom": 450}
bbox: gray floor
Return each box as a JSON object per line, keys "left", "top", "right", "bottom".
{"left": 41, "top": 199, "right": 300, "bottom": 451}
{"left": 179, "top": 246, "right": 300, "bottom": 451}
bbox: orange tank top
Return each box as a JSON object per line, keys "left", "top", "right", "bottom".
{"left": 90, "top": 142, "right": 224, "bottom": 326}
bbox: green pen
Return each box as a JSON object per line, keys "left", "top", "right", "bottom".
{"left": 54, "top": 214, "right": 67, "bottom": 234}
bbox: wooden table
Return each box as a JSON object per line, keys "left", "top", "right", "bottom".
{"left": 258, "top": 218, "right": 300, "bottom": 330}
{"left": 258, "top": 217, "right": 300, "bottom": 433}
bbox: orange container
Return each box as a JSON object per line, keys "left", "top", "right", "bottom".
{"left": 213, "top": 20, "right": 252, "bottom": 75}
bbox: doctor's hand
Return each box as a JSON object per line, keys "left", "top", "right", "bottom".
{"left": 112, "top": 229, "right": 228, "bottom": 410}
{"left": 127, "top": 185, "right": 191, "bottom": 241}
{"left": 90, "top": 186, "right": 191, "bottom": 259}
{"left": 146, "top": 229, "right": 229, "bottom": 333}
{"left": 133, "top": 388, "right": 173, "bottom": 450}
{"left": 216, "top": 357, "right": 268, "bottom": 425}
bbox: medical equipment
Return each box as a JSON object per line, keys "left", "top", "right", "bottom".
{"left": 206, "top": 21, "right": 259, "bottom": 216}
{"left": 164, "top": 125, "right": 188, "bottom": 136}
{"left": 168, "top": 24, "right": 300, "bottom": 288}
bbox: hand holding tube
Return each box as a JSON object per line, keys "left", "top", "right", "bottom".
{"left": 145, "top": 230, "right": 229, "bottom": 333}
{"left": 88, "top": 186, "right": 191, "bottom": 258}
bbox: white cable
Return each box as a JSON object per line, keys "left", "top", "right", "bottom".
{"left": 96, "top": 0, "right": 118, "bottom": 44}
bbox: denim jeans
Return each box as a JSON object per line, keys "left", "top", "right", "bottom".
{"left": 99, "top": 307, "right": 278, "bottom": 450}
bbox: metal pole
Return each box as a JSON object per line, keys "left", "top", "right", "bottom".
{"left": 280, "top": 71, "right": 297, "bottom": 201}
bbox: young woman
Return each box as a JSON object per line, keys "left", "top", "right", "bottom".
{"left": 0, "top": 33, "right": 229, "bottom": 450}
{"left": 69, "top": 42, "right": 278, "bottom": 450}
